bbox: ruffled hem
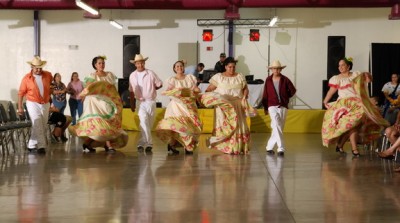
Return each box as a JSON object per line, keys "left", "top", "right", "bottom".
{"left": 156, "top": 116, "right": 202, "bottom": 151}
{"left": 200, "top": 92, "right": 250, "bottom": 154}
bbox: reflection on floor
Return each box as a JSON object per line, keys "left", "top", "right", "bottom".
{"left": 0, "top": 132, "right": 399, "bottom": 222}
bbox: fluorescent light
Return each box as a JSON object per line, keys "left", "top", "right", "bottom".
{"left": 268, "top": 16, "right": 278, "bottom": 27}
{"left": 76, "top": 0, "right": 99, "bottom": 15}
{"left": 109, "top": 20, "right": 123, "bottom": 29}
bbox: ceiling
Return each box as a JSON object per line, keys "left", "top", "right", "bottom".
{"left": 0, "top": 0, "right": 398, "bottom": 10}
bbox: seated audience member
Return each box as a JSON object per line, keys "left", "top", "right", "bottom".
{"left": 181, "top": 59, "right": 196, "bottom": 75}
{"left": 194, "top": 63, "right": 205, "bottom": 83}
{"left": 378, "top": 109, "right": 400, "bottom": 162}
{"left": 196, "top": 63, "right": 205, "bottom": 75}
{"left": 49, "top": 105, "right": 71, "bottom": 142}
{"left": 378, "top": 134, "right": 400, "bottom": 172}
{"left": 214, "top": 53, "right": 226, "bottom": 73}
{"left": 382, "top": 73, "right": 400, "bottom": 120}
{"left": 384, "top": 96, "right": 400, "bottom": 125}
{"left": 381, "top": 109, "right": 400, "bottom": 146}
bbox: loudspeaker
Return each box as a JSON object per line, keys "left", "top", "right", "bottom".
{"left": 202, "top": 70, "right": 218, "bottom": 83}
{"left": 327, "top": 36, "right": 345, "bottom": 79}
{"left": 123, "top": 35, "right": 140, "bottom": 79}
{"left": 118, "top": 78, "right": 131, "bottom": 108}
{"left": 245, "top": 75, "right": 254, "bottom": 82}
{"left": 322, "top": 80, "right": 338, "bottom": 109}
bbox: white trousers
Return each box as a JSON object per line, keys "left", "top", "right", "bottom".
{"left": 26, "top": 101, "right": 50, "bottom": 149}
{"left": 266, "top": 106, "right": 287, "bottom": 152}
{"left": 137, "top": 100, "right": 156, "bottom": 147}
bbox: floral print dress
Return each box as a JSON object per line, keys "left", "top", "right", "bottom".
{"left": 200, "top": 73, "right": 255, "bottom": 154}
{"left": 69, "top": 72, "right": 128, "bottom": 148}
{"left": 322, "top": 71, "right": 388, "bottom": 147}
{"left": 156, "top": 74, "right": 202, "bottom": 151}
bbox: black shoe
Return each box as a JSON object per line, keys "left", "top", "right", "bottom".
{"left": 106, "top": 147, "right": 116, "bottom": 154}
{"left": 277, "top": 151, "right": 284, "bottom": 156}
{"left": 27, "top": 147, "right": 36, "bottom": 153}
{"left": 168, "top": 145, "right": 179, "bottom": 154}
{"left": 61, "top": 135, "right": 68, "bottom": 142}
{"left": 137, "top": 146, "right": 144, "bottom": 152}
{"left": 145, "top": 146, "right": 152, "bottom": 152}
{"left": 37, "top": 148, "right": 46, "bottom": 154}
{"left": 83, "top": 144, "right": 96, "bottom": 153}
{"left": 185, "top": 149, "right": 193, "bottom": 155}
{"left": 352, "top": 150, "right": 360, "bottom": 157}
{"left": 104, "top": 145, "right": 116, "bottom": 153}
{"left": 266, "top": 150, "right": 275, "bottom": 155}
{"left": 336, "top": 146, "right": 345, "bottom": 154}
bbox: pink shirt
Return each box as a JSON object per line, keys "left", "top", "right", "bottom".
{"left": 67, "top": 81, "right": 84, "bottom": 100}
{"left": 129, "top": 69, "right": 162, "bottom": 101}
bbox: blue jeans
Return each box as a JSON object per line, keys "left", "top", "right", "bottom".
{"left": 69, "top": 98, "right": 83, "bottom": 125}
{"left": 52, "top": 98, "right": 66, "bottom": 114}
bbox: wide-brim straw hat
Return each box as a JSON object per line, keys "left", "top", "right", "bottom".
{"left": 268, "top": 60, "right": 286, "bottom": 69}
{"left": 130, "top": 54, "right": 149, "bottom": 64}
{"left": 27, "top": 56, "right": 47, "bottom": 68}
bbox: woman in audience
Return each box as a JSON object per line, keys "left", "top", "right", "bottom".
{"left": 66, "top": 72, "right": 84, "bottom": 125}
{"left": 156, "top": 60, "right": 202, "bottom": 154}
{"left": 381, "top": 109, "right": 400, "bottom": 148}
{"left": 378, "top": 107, "right": 400, "bottom": 161}
{"left": 322, "top": 57, "right": 389, "bottom": 157}
{"left": 69, "top": 56, "right": 128, "bottom": 153}
{"left": 381, "top": 73, "right": 400, "bottom": 124}
{"left": 51, "top": 73, "right": 67, "bottom": 114}
{"left": 202, "top": 57, "right": 256, "bottom": 155}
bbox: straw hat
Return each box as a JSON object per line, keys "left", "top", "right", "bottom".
{"left": 268, "top": 60, "right": 286, "bottom": 69}
{"left": 27, "top": 56, "right": 47, "bottom": 68}
{"left": 130, "top": 54, "right": 148, "bottom": 64}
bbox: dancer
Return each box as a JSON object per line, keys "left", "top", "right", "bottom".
{"left": 69, "top": 55, "right": 128, "bottom": 153}
{"left": 262, "top": 60, "right": 296, "bottom": 156}
{"left": 322, "top": 57, "right": 388, "bottom": 157}
{"left": 156, "top": 60, "right": 202, "bottom": 155}
{"left": 129, "top": 54, "right": 163, "bottom": 152}
{"left": 202, "top": 57, "right": 256, "bottom": 154}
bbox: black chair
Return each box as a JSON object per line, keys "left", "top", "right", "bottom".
{"left": 23, "top": 102, "right": 31, "bottom": 121}
{"left": 0, "top": 101, "right": 32, "bottom": 153}
{"left": 0, "top": 111, "right": 13, "bottom": 154}
{"left": 0, "top": 103, "right": 18, "bottom": 154}
{"left": 8, "top": 102, "right": 31, "bottom": 147}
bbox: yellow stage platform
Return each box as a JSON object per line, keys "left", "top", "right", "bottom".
{"left": 122, "top": 108, "right": 325, "bottom": 133}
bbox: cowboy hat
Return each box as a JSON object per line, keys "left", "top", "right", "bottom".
{"left": 129, "top": 54, "right": 148, "bottom": 64}
{"left": 268, "top": 60, "right": 286, "bottom": 69}
{"left": 27, "top": 56, "right": 47, "bottom": 68}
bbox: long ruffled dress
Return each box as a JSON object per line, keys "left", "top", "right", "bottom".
{"left": 156, "top": 74, "right": 202, "bottom": 151}
{"left": 200, "top": 73, "right": 256, "bottom": 154}
{"left": 322, "top": 71, "right": 389, "bottom": 147}
{"left": 69, "top": 72, "right": 128, "bottom": 148}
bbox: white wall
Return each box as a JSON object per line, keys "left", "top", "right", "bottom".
{"left": 1, "top": 7, "right": 400, "bottom": 110}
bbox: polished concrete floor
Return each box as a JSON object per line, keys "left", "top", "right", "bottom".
{"left": 0, "top": 132, "right": 400, "bottom": 223}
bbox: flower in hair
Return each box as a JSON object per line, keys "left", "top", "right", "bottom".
{"left": 98, "top": 55, "right": 107, "bottom": 60}
{"left": 345, "top": 57, "right": 353, "bottom": 63}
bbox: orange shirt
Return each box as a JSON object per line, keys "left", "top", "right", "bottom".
{"left": 18, "top": 70, "right": 53, "bottom": 104}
